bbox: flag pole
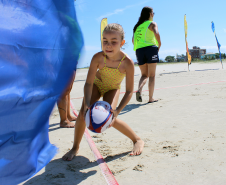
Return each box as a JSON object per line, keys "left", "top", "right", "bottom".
{"left": 188, "top": 61, "right": 190, "bottom": 71}
{"left": 100, "top": 18, "right": 108, "bottom": 50}
{"left": 211, "top": 21, "right": 223, "bottom": 69}
{"left": 184, "top": 14, "right": 191, "bottom": 71}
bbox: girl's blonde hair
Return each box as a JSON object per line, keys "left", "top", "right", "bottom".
{"left": 103, "top": 23, "right": 125, "bottom": 40}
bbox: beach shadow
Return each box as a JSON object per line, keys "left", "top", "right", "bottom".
{"left": 65, "top": 151, "right": 130, "bottom": 170}
{"left": 23, "top": 152, "right": 129, "bottom": 184}
{"left": 49, "top": 127, "right": 61, "bottom": 132}
{"left": 23, "top": 157, "right": 97, "bottom": 185}
{"left": 194, "top": 68, "right": 219, "bottom": 71}
{"left": 159, "top": 70, "right": 187, "bottom": 75}
{"left": 49, "top": 123, "right": 59, "bottom": 128}
{"left": 119, "top": 103, "right": 146, "bottom": 115}
{"left": 103, "top": 151, "right": 131, "bottom": 163}
{"left": 74, "top": 79, "right": 85, "bottom": 82}
{"left": 48, "top": 123, "right": 61, "bottom": 132}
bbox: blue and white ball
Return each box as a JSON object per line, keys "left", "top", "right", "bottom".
{"left": 85, "top": 101, "right": 113, "bottom": 133}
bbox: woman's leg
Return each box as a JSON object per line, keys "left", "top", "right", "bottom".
{"left": 103, "top": 89, "right": 144, "bottom": 155}
{"left": 147, "top": 63, "right": 157, "bottom": 103}
{"left": 67, "top": 94, "right": 77, "bottom": 121}
{"left": 136, "top": 64, "right": 148, "bottom": 102}
{"left": 62, "top": 84, "right": 101, "bottom": 161}
{"left": 57, "top": 72, "right": 76, "bottom": 127}
{"left": 67, "top": 72, "right": 77, "bottom": 121}
{"left": 137, "top": 64, "right": 148, "bottom": 93}
{"left": 57, "top": 94, "right": 72, "bottom": 127}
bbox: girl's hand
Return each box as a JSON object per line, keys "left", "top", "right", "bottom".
{"left": 108, "top": 109, "right": 119, "bottom": 128}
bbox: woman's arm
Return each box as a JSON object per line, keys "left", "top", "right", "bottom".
{"left": 83, "top": 53, "right": 99, "bottom": 111}
{"left": 149, "top": 22, "right": 161, "bottom": 51}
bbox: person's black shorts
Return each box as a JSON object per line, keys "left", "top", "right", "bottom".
{"left": 136, "top": 46, "right": 159, "bottom": 65}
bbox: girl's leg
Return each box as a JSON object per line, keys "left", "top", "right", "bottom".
{"left": 147, "top": 63, "right": 157, "bottom": 102}
{"left": 136, "top": 64, "right": 148, "bottom": 102}
{"left": 103, "top": 89, "right": 144, "bottom": 156}
{"left": 62, "top": 84, "right": 101, "bottom": 161}
{"left": 103, "top": 89, "right": 120, "bottom": 109}
{"left": 112, "top": 119, "right": 144, "bottom": 155}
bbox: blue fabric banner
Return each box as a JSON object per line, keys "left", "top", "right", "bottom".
{"left": 0, "top": 1, "right": 83, "bottom": 184}
{"left": 211, "top": 21, "right": 215, "bottom": 32}
{"left": 211, "top": 21, "right": 223, "bottom": 67}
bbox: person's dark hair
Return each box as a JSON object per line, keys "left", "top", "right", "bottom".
{"left": 133, "top": 6, "right": 153, "bottom": 33}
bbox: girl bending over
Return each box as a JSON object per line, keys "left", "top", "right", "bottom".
{"left": 63, "top": 23, "right": 144, "bottom": 161}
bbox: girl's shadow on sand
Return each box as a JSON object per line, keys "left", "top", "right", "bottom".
{"left": 24, "top": 152, "right": 129, "bottom": 185}
{"left": 119, "top": 103, "right": 147, "bottom": 115}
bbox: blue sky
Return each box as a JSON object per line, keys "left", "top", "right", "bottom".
{"left": 74, "top": 0, "right": 226, "bottom": 68}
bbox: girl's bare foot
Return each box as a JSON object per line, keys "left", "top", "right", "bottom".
{"left": 60, "top": 120, "right": 75, "bottom": 128}
{"left": 130, "top": 139, "right": 144, "bottom": 156}
{"left": 62, "top": 148, "right": 79, "bottom": 161}
{"left": 68, "top": 115, "right": 77, "bottom": 121}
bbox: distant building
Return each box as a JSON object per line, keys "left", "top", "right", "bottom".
{"left": 201, "top": 53, "right": 216, "bottom": 60}
{"left": 188, "top": 46, "right": 206, "bottom": 59}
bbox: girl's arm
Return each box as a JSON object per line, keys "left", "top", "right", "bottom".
{"left": 149, "top": 22, "right": 161, "bottom": 51}
{"left": 83, "top": 53, "right": 99, "bottom": 112}
{"left": 116, "top": 59, "right": 134, "bottom": 114}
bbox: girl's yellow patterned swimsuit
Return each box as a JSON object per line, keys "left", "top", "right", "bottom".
{"left": 94, "top": 55, "right": 126, "bottom": 97}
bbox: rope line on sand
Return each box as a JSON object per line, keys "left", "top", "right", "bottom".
{"left": 69, "top": 80, "right": 226, "bottom": 184}
{"left": 71, "top": 80, "right": 226, "bottom": 100}
{"left": 70, "top": 101, "right": 119, "bottom": 185}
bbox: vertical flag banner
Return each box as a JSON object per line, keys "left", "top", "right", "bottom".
{"left": 0, "top": 1, "right": 83, "bottom": 185}
{"left": 100, "top": 18, "right": 108, "bottom": 50}
{"left": 184, "top": 15, "right": 192, "bottom": 69}
{"left": 211, "top": 21, "right": 223, "bottom": 69}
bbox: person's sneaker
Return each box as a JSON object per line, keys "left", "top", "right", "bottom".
{"left": 136, "top": 92, "right": 142, "bottom": 102}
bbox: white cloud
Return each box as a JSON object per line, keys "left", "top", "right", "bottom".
{"left": 96, "top": 0, "right": 151, "bottom": 21}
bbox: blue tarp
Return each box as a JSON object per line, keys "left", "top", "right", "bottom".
{"left": 0, "top": 1, "right": 83, "bottom": 184}
{"left": 211, "top": 22, "right": 222, "bottom": 62}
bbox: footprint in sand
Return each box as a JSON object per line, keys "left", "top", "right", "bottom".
{"left": 133, "top": 164, "right": 144, "bottom": 171}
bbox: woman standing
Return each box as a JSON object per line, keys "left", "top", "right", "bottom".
{"left": 133, "top": 6, "right": 161, "bottom": 103}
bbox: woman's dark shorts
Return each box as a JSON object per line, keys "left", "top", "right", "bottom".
{"left": 136, "top": 46, "right": 159, "bottom": 65}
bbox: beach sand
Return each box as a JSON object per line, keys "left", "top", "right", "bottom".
{"left": 23, "top": 62, "right": 226, "bottom": 185}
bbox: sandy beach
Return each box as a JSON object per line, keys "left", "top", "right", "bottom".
{"left": 23, "top": 61, "right": 226, "bottom": 185}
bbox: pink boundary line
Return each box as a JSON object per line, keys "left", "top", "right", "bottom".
{"left": 68, "top": 80, "right": 226, "bottom": 184}
{"left": 71, "top": 80, "right": 226, "bottom": 100}
{"left": 70, "top": 101, "right": 119, "bottom": 185}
